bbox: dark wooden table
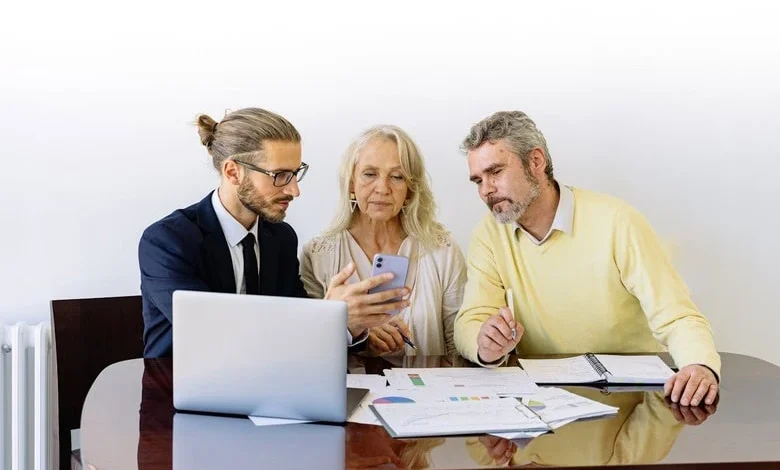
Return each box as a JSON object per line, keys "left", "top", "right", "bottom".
{"left": 79, "top": 352, "right": 780, "bottom": 469}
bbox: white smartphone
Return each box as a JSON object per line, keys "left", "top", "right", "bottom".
{"left": 367, "top": 253, "right": 409, "bottom": 313}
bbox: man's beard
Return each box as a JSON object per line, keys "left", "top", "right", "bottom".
{"left": 237, "top": 176, "right": 292, "bottom": 223}
{"left": 487, "top": 178, "right": 541, "bottom": 225}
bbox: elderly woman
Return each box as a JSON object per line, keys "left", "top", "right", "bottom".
{"left": 301, "top": 125, "right": 466, "bottom": 356}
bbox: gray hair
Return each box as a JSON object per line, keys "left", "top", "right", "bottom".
{"left": 195, "top": 107, "right": 301, "bottom": 171}
{"left": 461, "top": 111, "right": 554, "bottom": 182}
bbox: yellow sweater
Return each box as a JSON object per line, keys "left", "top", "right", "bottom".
{"left": 454, "top": 187, "right": 721, "bottom": 376}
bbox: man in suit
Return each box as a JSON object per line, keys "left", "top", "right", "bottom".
{"left": 139, "top": 107, "right": 409, "bottom": 358}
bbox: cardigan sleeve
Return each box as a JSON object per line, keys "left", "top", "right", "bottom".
{"left": 439, "top": 238, "right": 467, "bottom": 355}
{"left": 299, "top": 239, "right": 327, "bottom": 299}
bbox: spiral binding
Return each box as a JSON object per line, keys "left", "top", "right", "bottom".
{"left": 585, "top": 353, "right": 609, "bottom": 377}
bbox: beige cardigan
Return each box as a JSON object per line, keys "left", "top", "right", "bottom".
{"left": 300, "top": 230, "right": 466, "bottom": 356}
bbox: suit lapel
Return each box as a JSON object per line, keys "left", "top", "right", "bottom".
{"left": 203, "top": 232, "right": 236, "bottom": 293}
{"left": 196, "top": 192, "right": 237, "bottom": 294}
{"left": 258, "top": 220, "right": 279, "bottom": 295}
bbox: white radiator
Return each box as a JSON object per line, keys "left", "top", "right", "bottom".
{"left": 0, "top": 323, "right": 51, "bottom": 470}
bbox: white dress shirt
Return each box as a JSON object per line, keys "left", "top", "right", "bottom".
{"left": 514, "top": 183, "right": 575, "bottom": 245}
{"left": 211, "top": 189, "right": 260, "bottom": 294}
{"left": 211, "top": 189, "right": 365, "bottom": 346}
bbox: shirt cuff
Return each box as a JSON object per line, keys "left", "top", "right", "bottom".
{"left": 347, "top": 329, "right": 369, "bottom": 346}
{"left": 476, "top": 352, "right": 510, "bottom": 368}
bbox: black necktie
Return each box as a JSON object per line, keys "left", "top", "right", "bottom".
{"left": 240, "top": 233, "right": 259, "bottom": 295}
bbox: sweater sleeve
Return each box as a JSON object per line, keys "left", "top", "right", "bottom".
{"left": 614, "top": 205, "right": 721, "bottom": 378}
{"left": 454, "top": 221, "right": 510, "bottom": 366}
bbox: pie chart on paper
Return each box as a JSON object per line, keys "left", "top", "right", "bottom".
{"left": 526, "top": 399, "right": 546, "bottom": 411}
{"left": 372, "top": 396, "right": 415, "bottom": 404}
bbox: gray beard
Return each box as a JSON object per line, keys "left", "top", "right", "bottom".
{"left": 491, "top": 182, "right": 541, "bottom": 225}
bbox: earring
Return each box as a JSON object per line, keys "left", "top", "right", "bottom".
{"left": 349, "top": 193, "right": 358, "bottom": 213}
{"left": 401, "top": 200, "right": 409, "bottom": 215}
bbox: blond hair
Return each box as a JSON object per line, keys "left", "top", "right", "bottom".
{"left": 326, "top": 125, "right": 448, "bottom": 249}
{"left": 195, "top": 107, "right": 300, "bottom": 171}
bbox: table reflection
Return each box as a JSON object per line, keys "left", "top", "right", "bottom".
{"left": 466, "top": 387, "right": 718, "bottom": 467}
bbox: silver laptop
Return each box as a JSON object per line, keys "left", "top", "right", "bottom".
{"left": 173, "top": 413, "right": 345, "bottom": 470}
{"left": 172, "top": 290, "right": 365, "bottom": 422}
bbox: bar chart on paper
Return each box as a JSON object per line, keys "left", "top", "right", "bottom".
{"left": 448, "top": 395, "right": 495, "bottom": 402}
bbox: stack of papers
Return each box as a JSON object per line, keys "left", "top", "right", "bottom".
{"left": 490, "top": 387, "right": 618, "bottom": 439}
{"left": 357, "top": 368, "right": 618, "bottom": 439}
{"left": 369, "top": 397, "right": 550, "bottom": 438}
{"left": 249, "top": 368, "right": 621, "bottom": 440}
{"left": 346, "top": 374, "right": 387, "bottom": 391}
{"left": 349, "top": 385, "right": 502, "bottom": 426}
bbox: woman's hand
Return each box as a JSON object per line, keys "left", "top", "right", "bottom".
{"left": 367, "top": 318, "right": 412, "bottom": 355}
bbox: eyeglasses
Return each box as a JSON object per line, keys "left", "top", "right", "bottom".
{"left": 233, "top": 160, "right": 309, "bottom": 187}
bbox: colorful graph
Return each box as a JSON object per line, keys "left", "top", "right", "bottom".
{"left": 407, "top": 373, "right": 425, "bottom": 386}
{"left": 373, "top": 396, "right": 416, "bottom": 404}
{"left": 525, "top": 399, "right": 546, "bottom": 411}
{"left": 448, "top": 396, "right": 493, "bottom": 401}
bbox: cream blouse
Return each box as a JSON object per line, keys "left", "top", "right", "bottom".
{"left": 300, "top": 230, "right": 466, "bottom": 356}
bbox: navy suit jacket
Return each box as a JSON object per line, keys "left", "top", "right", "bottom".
{"left": 138, "top": 191, "right": 308, "bottom": 358}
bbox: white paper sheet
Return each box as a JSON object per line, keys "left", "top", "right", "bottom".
{"left": 348, "top": 386, "right": 502, "bottom": 426}
{"left": 347, "top": 374, "right": 387, "bottom": 391}
{"left": 596, "top": 354, "right": 675, "bottom": 383}
{"left": 490, "top": 417, "right": 578, "bottom": 439}
{"left": 369, "top": 397, "right": 549, "bottom": 438}
{"left": 383, "top": 367, "right": 539, "bottom": 395}
{"left": 489, "top": 387, "right": 618, "bottom": 439}
{"left": 519, "top": 387, "right": 618, "bottom": 423}
{"left": 248, "top": 416, "right": 313, "bottom": 426}
{"left": 517, "top": 355, "right": 675, "bottom": 384}
{"left": 517, "top": 356, "right": 602, "bottom": 383}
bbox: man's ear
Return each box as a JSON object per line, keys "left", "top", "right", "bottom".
{"left": 222, "top": 160, "right": 242, "bottom": 185}
{"left": 529, "top": 148, "right": 547, "bottom": 175}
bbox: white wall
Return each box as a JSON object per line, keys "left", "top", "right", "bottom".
{"left": 2, "top": 1, "right": 778, "bottom": 364}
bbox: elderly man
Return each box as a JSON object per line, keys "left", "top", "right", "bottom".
{"left": 454, "top": 110, "right": 720, "bottom": 407}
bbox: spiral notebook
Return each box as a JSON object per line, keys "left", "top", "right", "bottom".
{"left": 517, "top": 354, "right": 675, "bottom": 385}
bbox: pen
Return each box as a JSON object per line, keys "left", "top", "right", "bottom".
{"left": 507, "top": 288, "right": 516, "bottom": 340}
{"left": 396, "top": 326, "right": 417, "bottom": 350}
